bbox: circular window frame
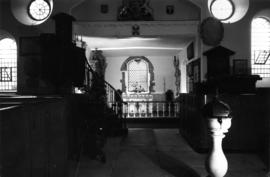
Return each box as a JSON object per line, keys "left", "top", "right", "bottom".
{"left": 28, "top": 0, "right": 52, "bottom": 21}
{"left": 210, "top": 0, "right": 235, "bottom": 21}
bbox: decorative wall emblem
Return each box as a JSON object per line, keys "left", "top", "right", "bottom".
{"left": 199, "top": 17, "right": 224, "bottom": 46}
{"left": 132, "top": 24, "right": 140, "bottom": 36}
{"left": 100, "top": 4, "right": 108, "bottom": 14}
{"left": 166, "top": 5, "right": 174, "bottom": 15}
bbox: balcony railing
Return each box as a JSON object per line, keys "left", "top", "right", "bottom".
{"left": 109, "top": 101, "right": 180, "bottom": 118}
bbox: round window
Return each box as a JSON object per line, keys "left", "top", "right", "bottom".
{"left": 210, "top": 0, "right": 234, "bottom": 21}
{"left": 28, "top": 0, "right": 51, "bottom": 21}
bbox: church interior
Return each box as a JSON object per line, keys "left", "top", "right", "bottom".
{"left": 1, "top": 0, "right": 270, "bottom": 176}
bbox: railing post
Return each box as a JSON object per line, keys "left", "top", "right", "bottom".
{"left": 174, "top": 103, "right": 177, "bottom": 117}
{"left": 150, "top": 102, "right": 153, "bottom": 117}
{"left": 162, "top": 103, "right": 165, "bottom": 117}
{"left": 127, "top": 102, "right": 130, "bottom": 118}
{"left": 156, "top": 102, "right": 159, "bottom": 117}
{"left": 146, "top": 102, "right": 148, "bottom": 118}
{"left": 168, "top": 102, "right": 171, "bottom": 117}
{"left": 115, "top": 103, "right": 118, "bottom": 114}
{"left": 203, "top": 97, "right": 232, "bottom": 177}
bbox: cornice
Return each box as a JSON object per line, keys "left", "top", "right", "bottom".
{"left": 73, "top": 21, "right": 199, "bottom": 36}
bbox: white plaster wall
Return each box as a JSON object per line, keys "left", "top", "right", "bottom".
{"left": 105, "top": 55, "right": 175, "bottom": 93}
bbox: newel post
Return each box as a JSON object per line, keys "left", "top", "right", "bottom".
{"left": 202, "top": 97, "right": 232, "bottom": 177}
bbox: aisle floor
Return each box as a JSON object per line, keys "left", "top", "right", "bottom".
{"left": 74, "top": 129, "right": 267, "bottom": 177}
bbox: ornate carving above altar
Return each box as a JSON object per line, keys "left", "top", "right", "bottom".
{"left": 117, "top": 0, "right": 154, "bottom": 21}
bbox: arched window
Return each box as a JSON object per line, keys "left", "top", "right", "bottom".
{"left": 120, "top": 56, "right": 155, "bottom": 93}
{"left": 128, "top": 59, "right": 149, "bottom": 93}
{"left": 0, "top": 38, "right": 17, "bottom": 92}
{"left": 251, "top": 17, "right": 270, "bottom": 77}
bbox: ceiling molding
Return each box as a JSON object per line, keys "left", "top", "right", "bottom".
{"left": 74, "top": 21, "right": 199, "bottom": 37}
{"left": 187, "top": 0, "right": 202, "bottom": 8}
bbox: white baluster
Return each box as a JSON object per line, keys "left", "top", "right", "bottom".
{"left": 150, "top": 102, "right": 153, "bottom": 117}
{"left": 205, "top": 118, "right": 232, "bottom": 177}
{"left": 127, "top": 102, "right": 130, "bottom": 118}
{"left": 156, "top": 102, "right": 159, "bottom": 117}
{"left": 162, "top": 103, "right": 165, "bottom": 117}
{"left": 125, "top": 103, "right": 128, "bottom": 118}
{"left": 139, "top": 102, "right": 141, "bottom": 118}
{"left": 146, "top": 102, "right": 149, "bottom": 118}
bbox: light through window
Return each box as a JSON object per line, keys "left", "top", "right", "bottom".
{"left": 251, "top": 17, "right": 270, "bottom": 77}
{"left": 0, "top": 38, "right": 17, "bottom": 92}
{"left": 28, "top": 0, "right": 51, "bottom": 21}
{"left": 210, "top": 0, "right": 234, "bottom": 21}
{"left": 128, "top": 59, "right": 148, "bottom": 93}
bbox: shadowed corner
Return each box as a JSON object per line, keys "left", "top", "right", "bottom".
{"left": 139, "top": 148, "right": 201, "bottom": 177}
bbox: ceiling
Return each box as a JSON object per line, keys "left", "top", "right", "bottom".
{"left": 7, "top": 0, "right": 266, "bottom": 58}
{"left": 82, "top": 35, "right": 194, "bottom": 57}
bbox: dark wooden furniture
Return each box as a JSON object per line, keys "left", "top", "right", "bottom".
{"left": 201, "top": 45, "right": 261, "bottom": 94}
{"left": 203, "top": 45, "right": 235, "bottom": 80}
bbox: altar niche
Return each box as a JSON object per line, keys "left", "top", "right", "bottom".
{"left": 120, "top": 56, "right": 155, "bottom": 117}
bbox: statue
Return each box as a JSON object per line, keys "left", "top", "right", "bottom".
{"left": 174, "top": 57, "right": 181, "bottom": 96}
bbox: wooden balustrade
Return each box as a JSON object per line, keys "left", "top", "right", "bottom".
{"left": 115, "top": 101, "right": 180, "bottom": 118}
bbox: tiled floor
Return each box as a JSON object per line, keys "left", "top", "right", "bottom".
{"left": 74, "top": 128, "right": 267, "bottom": 177}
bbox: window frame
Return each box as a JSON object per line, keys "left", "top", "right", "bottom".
{"left": 251, "top": 17, "right": 270, "bottom": 78}
{"left": 28, "top": 0, "right": 52, "bottom": 21}
{"left": 121, "top": 56, "right": 155, "bottom": 94}
{"left": 0, "top": 38, "right": 17, "bottom": 92}
{"left": 127, "top": 58, "right": 149, "bottom": 93}
{"left": 210, "top": 0, "right": 235, "bottom": 21}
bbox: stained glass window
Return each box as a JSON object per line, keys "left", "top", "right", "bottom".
{"left": 28, "top": 0, "right": 51, "bottom": 21}
{"left": 128, "top": 59, "right": 148, "bottom": 93}
{"left": 251, "top": 17, "right": 270, "bottom": 77}
{"left": 0, "top": 38, "right": 17, "bottom": 92}
{"left": 210, "top": 0, "right": 234, "bottom": 21}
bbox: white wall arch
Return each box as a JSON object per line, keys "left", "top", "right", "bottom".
{"left": 11, "top": 0, "right": 53, "bottom": 26}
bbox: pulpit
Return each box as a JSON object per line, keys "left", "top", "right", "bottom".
{"left": 199, "top": 45, "right": 261, "bottom": 94}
